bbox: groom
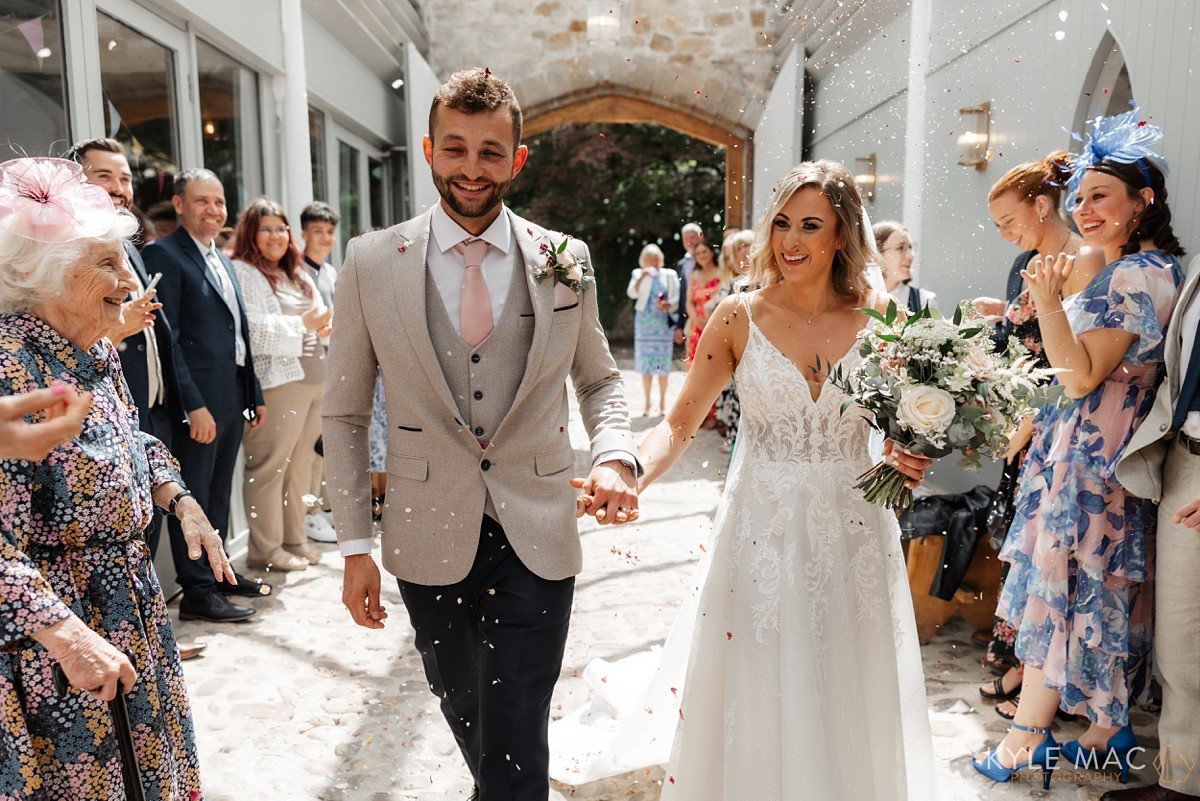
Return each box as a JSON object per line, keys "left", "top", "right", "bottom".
{"left": 322, "top": 68, "right": 640, "bottom": 800}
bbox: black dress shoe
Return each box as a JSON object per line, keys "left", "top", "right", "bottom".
{"left": 468, "top": 789, "right": 478, "bottom": 801}
{"left": 216, "top": 571, "right": 273, "bottom": 597}
{"left": 179, "top": 592, "right": 256, "bottom": 622}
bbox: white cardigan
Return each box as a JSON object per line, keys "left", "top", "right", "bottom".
{"left": 626, "top": 267, "right": 680, "bottom": 312}
{"left": 232, "top": 260, "right": 322, "bottom": 390}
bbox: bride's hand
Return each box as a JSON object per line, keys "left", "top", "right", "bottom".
{"left": 883, "top": 440, "right": 933, "bottom": 489}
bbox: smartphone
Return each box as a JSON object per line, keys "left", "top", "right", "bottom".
{"left": 142, "top": 272, "right": 162, "bottom": 297}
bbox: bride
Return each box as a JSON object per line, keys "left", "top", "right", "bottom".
{"left": 563, "top": 161, "right": 940, "bottom": 799}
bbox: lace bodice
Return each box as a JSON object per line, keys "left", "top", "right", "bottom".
{"left": 734, "top": 300, "right": 876, "bottom": 468}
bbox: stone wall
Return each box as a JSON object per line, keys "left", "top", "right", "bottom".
{"left": 421, "top": 0, "right": 782, "bottom": 134}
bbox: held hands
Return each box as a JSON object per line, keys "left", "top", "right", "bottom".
{"left": 882, "top": 440, "right": 933, "bottom": 490}
{"left": 0, "top": 384, "right": 92, "bottom": 461}
{"left": 342, "top": 554, "right": 388, "bottom": 630}
{"left": 1022, "top": 253, "right": 1075, "bottom": 313}
{"left": 175, "top": 495, "right": 237, "bottom": 584}
{"left": 35, "top": 615, "right": 136, "bottom": 702}
{"left": 570, "top": 460, "right": 639, "bottom": 525}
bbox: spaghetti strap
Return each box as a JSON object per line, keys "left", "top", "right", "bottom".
{"left": 740, "top": 291, "right": 755, "bottom": 324}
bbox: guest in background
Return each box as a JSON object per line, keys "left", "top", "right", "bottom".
{"left": 711, "top": 229, "right": 755, "bottom": 450}
{"left": 975, "top": 153, "right": 1105, "bottom": 715}
{"left": 675, "top": 222, "right": 703, "bottom": 344}
{"left": 974, "top": 112, "right": 1186, "bottom": 785}
{"left": 0, "top": 156, "right": 232, "bottom": 797}
{"left": 143, "top": 168, "right": 268, "bottom": 623}
{"left": 130, "top": 203, "right": 155, "bottom": 248}
{"left": 872, "top": 220, "right": 935, "bottom": 313}
{"left": 147, "top": 199, "right": 177, "bottom": 239}
{"left": 685, "top": 238, "right": 721, "bottom": 366}
{"left": 627, "top": 243, "right": 679, "bottom": 416}
{"left": 301, "top": 201, "right": 340, "bottom": 309}
{"left": 232, "top": 198, "right": 332, "bottom": 571}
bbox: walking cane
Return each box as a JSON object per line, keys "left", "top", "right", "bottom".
{"left": 53, "top": 655, "right": 147, "bottom": 801}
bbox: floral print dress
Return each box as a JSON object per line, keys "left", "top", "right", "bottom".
{"left": 997, "top": 250, "right": 1184, "bottom": 727}
{"left": 0, "top": 313, "right": 201, "bottom": 800}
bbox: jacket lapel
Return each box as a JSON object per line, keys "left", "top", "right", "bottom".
{"left": 175, "top": 228, "right": 232, "bottom": 310}
{"left": 505, "top": 210, "right": 556, "bottom": 417}
{"left": 1168, "top": 265, "right": 1200, "bottom": 397}
{"left": 391, "top": 208, "right": 462, "bottom": 419}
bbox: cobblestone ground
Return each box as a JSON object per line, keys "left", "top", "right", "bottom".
{"left": 177, "top": 363, "right": 1161, "bottom": 800}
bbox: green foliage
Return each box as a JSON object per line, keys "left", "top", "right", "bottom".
{"left": 506, "top": 122, "right": 726, "bottom": 331}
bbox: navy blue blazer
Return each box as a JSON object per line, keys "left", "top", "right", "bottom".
{"left": 142, "top": 227, "right": 263, "bottom": 422}
{"left": 116, "top": 241, "right": 186, "bottom": 431}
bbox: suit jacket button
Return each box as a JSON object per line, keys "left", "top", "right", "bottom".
{"left": 474, "top": 390, "right": 483, "bottom": 400}
{"left": 471, "top": 354, "right": 481, "bottom": 363}
{"left": 228, "top": 323, "right": 234, "bottom": 331}
{"left": 1161, "top": 423, "right": 1169, "bottom": 432}
{"left": 136, "top": 343, "right": 145, "bottom": 352}
{"left": 480, "top": 459, "right": 491, "bottom": 471}
{"left": 475, "top": 426, "right": 484, "bottom": 436}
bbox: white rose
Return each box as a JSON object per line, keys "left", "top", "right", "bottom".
{"left": 558, "top": 250, "right": 583, "bottom": 282}
{"left": 963, "top": 346, "right": 993, "bottom": 377}
{"left": 896, "top": 385, "right": 957, "bottom": 436}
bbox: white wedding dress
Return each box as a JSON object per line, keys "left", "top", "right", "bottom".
{"left": 551, "top": 293, "right": 937, "bottom": 799}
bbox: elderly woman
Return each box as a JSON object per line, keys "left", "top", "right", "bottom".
{"left": 627, "top": 243, "right": 679, "bottom": 416}
{"left": 0, "top": 157, "right": 232, "bottom": 799}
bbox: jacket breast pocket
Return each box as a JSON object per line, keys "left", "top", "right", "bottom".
{"left": 386, "top": 452, "right": 428, "bottom": 481}
{"left": 535, "top": 445, "right": 576, "bottom": 476}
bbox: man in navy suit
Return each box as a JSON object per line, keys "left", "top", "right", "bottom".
{"left": 143, "top": 168, "right": 267, "bottom": 623}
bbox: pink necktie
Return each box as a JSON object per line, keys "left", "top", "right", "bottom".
{"left": 454, "top": 239, "right": 493, "bottom": 346}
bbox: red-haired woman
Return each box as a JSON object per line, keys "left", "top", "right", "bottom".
{"left": 232, "top": 198, "right": 332, "bottom": 572}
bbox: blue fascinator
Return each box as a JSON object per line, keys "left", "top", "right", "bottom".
{"left": 1064, "top": 106, "right": 1168, "bottom": 210}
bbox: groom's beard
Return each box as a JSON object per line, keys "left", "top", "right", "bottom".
{"left": 433, "top": 172, "right": 511, "bottom": 220}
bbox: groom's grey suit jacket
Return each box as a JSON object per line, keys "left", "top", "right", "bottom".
{"left": 322, "top": 206, "right": 635, "bottom": 585}
{"left": 1117, "top": 254, "right": 1200, "bottom": 503}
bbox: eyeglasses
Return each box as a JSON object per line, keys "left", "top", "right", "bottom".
{"left": 258, "top": 225, "right": 290, "bottom": 237}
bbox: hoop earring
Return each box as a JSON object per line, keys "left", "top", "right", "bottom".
{"left": 1039, "top": 215, "right": 1046, "bottom": 224}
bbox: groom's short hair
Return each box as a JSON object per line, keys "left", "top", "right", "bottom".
{"left": 429, "top": 67, "right": 523, "bottom": 148}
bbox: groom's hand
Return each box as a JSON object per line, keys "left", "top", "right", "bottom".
{"left": 570, "top": 461, "right": 638, "bottom": 525}
{"left": 342, "top": 554, "right": 387, "bottom": 629}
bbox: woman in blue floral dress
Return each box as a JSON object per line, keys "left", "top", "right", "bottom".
{"left": 0, "top": 157, "right": 233, "bottom": 800}
{"left": 627, "top": 245, "right": 679, "bottom": 416}
{"left": 974, "top": 113, "right": 1187, "bottom": 786}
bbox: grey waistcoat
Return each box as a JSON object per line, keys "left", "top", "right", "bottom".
{"left": 425, "top": 248, "right": 535, "bottom": 518}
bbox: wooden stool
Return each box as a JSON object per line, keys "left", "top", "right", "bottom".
{"left": 903, "top": 534, "right": 1004, "bottom": 644}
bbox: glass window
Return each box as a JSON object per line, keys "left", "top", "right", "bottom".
{"left": 0, "top": 1, "right": 69, "bottom": 153}
{"left": 368, "top": 156, "right": 385, "bottom": 230}
{"left": 96, "top": 11, "right": 179, "bottom": 222}
{"left": 196, "top": 39, "right": 262, "bottom": 224}
{"left": 309, "top": 106, "right": 327, "bottom": 201}
{"left": 338, "top": 140, "right": 360, "bottom": 251}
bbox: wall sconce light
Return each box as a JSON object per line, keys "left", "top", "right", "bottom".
{"left": 203, "top": 121, "right": 216, "bottom": 136}
{"left": 854, "top": 153, "right": 877, "bottom": 203}
{"left": 957, "top": 102, "right": 992, "bottom": 171}
{"left": 587, "top": 0, "right": 622, "bottom": 48}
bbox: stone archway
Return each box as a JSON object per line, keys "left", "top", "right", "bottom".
{"left": 524, "top": 89, "right": 752, "bottom": 228}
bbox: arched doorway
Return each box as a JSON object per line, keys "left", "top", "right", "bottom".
{"left": 524, "top": 89, "right": 753, "bottom": 228}
{"left": 1073, "top": 32, "right": 1135, "bottom": 135}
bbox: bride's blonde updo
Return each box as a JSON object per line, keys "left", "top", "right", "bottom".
{"left": 742, "top": 160, "right": 874, "bottom": 300}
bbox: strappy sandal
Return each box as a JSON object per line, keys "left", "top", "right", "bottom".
{"left": 980, "top": 674, "right": 1022, "bottom": 702}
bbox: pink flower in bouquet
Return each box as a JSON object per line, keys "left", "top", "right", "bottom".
{"left": 963, "top": 346, "right": 994, "bottom": 378}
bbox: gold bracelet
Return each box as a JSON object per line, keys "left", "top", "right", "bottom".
{"left": 1038, "top": 308, "right": 1066, "bottom": 318}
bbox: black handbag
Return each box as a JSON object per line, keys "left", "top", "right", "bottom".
{"left": 985, "top": 459, "right": 1020, "bottom": 550}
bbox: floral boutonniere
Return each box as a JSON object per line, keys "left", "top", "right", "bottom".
{"left": 531, "top": 233, "right": 593, "bottom": 294}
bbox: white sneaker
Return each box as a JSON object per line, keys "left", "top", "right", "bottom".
{"left": 305, "top": 514, "right": 338, "bottom": 543}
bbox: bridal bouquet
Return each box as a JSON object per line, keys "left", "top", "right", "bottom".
{"left": 823, "top": 301, "right": 1061, "bottom": 512}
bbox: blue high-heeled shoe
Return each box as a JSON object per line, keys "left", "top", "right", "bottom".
{"left": 972, "top": 722, "right": 1059, "bottom": 790}
{"left": 1060, "top": 724, "right": 1138, "bottom": 783}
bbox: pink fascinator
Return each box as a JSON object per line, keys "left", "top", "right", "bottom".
{"left": 0, "top": 157, "right": 118, "bottom": 244}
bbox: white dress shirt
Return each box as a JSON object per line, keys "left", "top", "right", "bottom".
{"left": 429, "top": 203, "right": 514, "bottom": 334}
{"left": 128, "top": 268, "right": 165, "bottom": 406}
{"left": 190, "top": 234, "right": 246, "bottom": 366}
{"left": 1177, "top": 287, "right": 1200, "bottom": 437}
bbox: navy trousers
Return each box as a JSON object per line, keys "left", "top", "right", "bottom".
{"left": 398, "top": 516, "right": 574, "bottom": 801}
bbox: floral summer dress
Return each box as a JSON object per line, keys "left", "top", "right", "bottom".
{"left": 0, "top": 313, "right": 201, "bottom": 800}
{"left": 997, "top": 250, "right": 1184, "bottom": 727}
{"left": 685, "top": 274, "right": 722, "bottom": 366}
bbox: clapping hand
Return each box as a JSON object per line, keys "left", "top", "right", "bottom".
{"left": 0, "top": 383, "right": 92, "bottom": 461}
{"left": 570, "top": 461, "right": 639, "bottom": 525}
{"left": 1021, "top": 253, "right": 1075, "bottom": 313}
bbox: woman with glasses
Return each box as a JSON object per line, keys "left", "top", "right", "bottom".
{"left": 872, "top": 221, "right": 936, "bottom": 313}
{"left": 232, "top": 198, "right": 333, "bottom": 572}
